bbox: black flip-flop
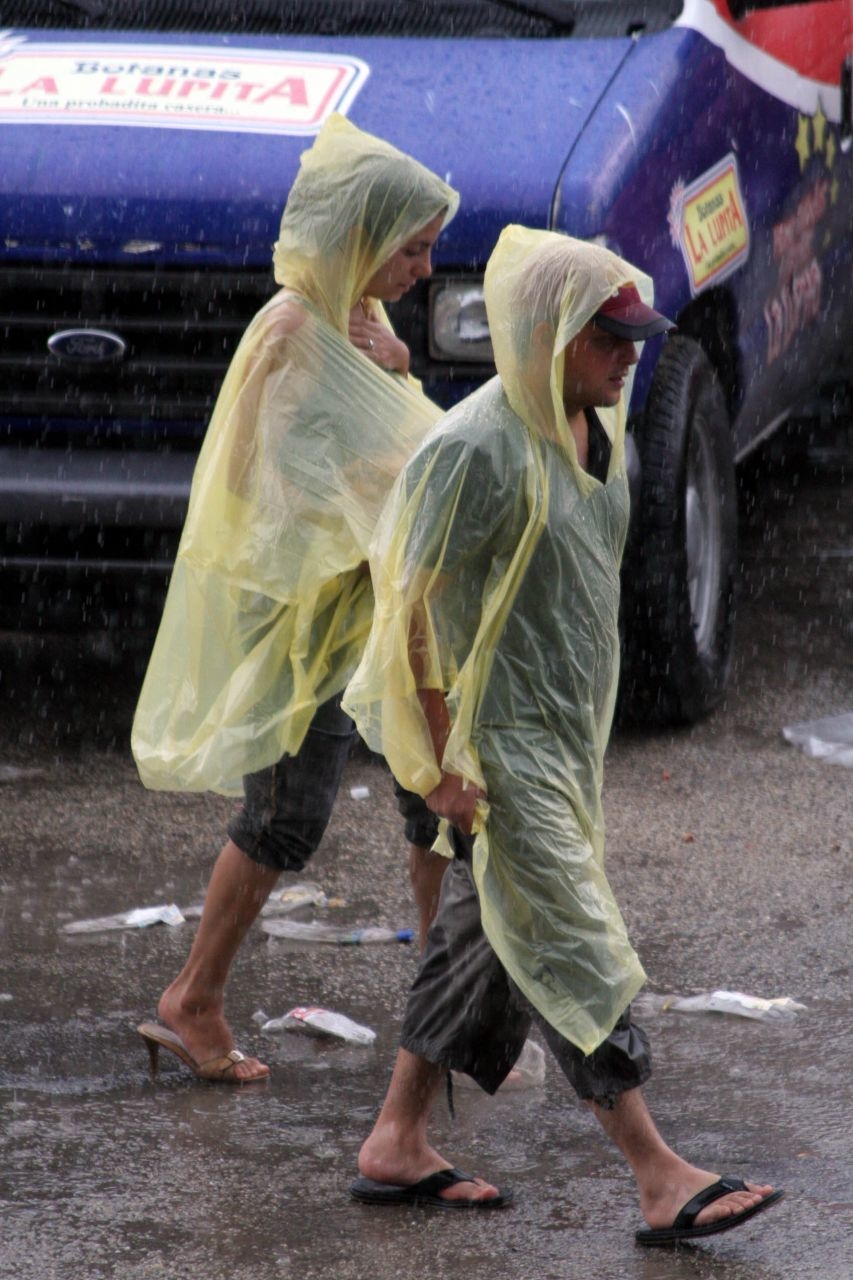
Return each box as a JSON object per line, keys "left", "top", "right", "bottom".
{"left": 636, "top": 1175, "right": 785, "bottom": 1246}
{"left": 350, "top": 1166, "right": 512, "bottom": 1210}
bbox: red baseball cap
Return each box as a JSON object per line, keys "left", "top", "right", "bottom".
{"left": 594, "top": 284, "right": 674, "bottom": 340}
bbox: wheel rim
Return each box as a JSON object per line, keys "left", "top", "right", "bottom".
{"left": 685, "top": 412, "right": 722, "bottom": 656}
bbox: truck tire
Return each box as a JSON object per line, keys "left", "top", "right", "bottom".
{"left": 623, "top": 336, "right": 737, "bottom": 725}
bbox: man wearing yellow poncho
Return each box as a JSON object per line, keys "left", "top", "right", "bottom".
{"left": 131, "top": 116, "right": 457, "bottom": 1083}
{"left": 344, "top": 228, "right": 782, "bottom": 1243}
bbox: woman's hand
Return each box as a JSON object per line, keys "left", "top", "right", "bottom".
{"left": 348, "top": 305, "right": 410, "bottom": 375}
{"left": 425, "top": 770, "right": 485, "bottom": 835}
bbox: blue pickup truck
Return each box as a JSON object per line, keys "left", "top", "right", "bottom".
{"left": 1, "top": 0, "right": 850, "bottom": 722}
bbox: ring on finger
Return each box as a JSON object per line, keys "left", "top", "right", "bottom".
{"left": 367, "top": 337, "right": 375, "bottom": 350}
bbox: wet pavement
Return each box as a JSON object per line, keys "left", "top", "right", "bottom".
{"left": 1, "top": 429, "right": 851, "bottom": 1279}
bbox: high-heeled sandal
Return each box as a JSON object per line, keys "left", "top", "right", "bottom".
{"left": 137, "top": 1021, "right": 269, "bottom": 1083}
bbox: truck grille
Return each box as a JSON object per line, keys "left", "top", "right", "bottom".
{"left": 0, "top": 264, "right": 278, "bottom": 444}
{"left": 2, "top": 1, "right": 571, "bottom": 38}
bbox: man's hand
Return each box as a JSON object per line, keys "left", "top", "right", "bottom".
{"left": 425, "top": 770, "right": 485, "bottom": 835}
{"left": 415, "top": 686, "right": 483, "bottom": 832}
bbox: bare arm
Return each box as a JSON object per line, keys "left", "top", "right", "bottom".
{"left": 416, "top": 674, "right": 484, "bottom": 836}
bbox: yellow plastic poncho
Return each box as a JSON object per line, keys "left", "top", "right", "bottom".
{"left": 344, "top": 227, "right": 652, "bottom": 1054}
{"left": 131, "top": 115, "right": 458, "bottom": 795}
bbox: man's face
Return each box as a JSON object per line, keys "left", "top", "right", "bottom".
{"left": 562, "top": 322, "right": 639, "bottom": 414}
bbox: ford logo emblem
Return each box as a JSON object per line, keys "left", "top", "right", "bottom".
{"left": 47, "top": 328, "right": 127, "bottom": 363}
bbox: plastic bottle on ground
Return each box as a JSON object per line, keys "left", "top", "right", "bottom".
{"left": 261, "top": 919, "right": 413, "bottom": 944}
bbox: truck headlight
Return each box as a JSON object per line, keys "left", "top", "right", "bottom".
{"left": 429, "top": 279, "right": 493, "bottom": 362}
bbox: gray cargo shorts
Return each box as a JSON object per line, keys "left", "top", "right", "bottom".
{"left": 400, "top": 829, "right": 652, "bottom": 1108}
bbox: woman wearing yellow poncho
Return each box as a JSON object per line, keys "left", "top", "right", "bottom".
{"left": 131, "top": 115, "right": 457, "bottom": 1082}
{"left": 345, "top": 228, "right": 782, "bottom": 1240}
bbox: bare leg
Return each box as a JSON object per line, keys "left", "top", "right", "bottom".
{"left": 157, "top": 839, "right": 279, "bottom": 1081}
{"left": 407, "top": 842, "right": 448, "bottom": 950}
{"left": 590, "top": 1087, "right": 776, "bottom": 1229}
{"left": 357, "top": 1048, "right": 502, "bottom": 1204}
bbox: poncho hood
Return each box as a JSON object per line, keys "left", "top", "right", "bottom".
{"left": 485, "top": 226, "right": 656, "bottom": 478}
{"left": 273, "top": 113, "right": 459, "bottom": 333}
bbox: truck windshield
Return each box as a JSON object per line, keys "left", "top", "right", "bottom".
{"left": 7, "top": 0, "right": 683, "bottom": 38}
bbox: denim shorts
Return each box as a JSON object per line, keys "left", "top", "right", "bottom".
{"left": 392, "top": 776, "right": 441, "bottom": 849}
{"left": 228, "top": 693, "right": 439, "bottom": 872}
{"left": 400, "top": 829, "right": 652, "bottom": 1107}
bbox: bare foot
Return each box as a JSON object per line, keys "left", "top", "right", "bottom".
{"left": 358, "top": 1136, "right": 501, "bottom": 1206}
{"left": 641, "top": 1160, "right": 776, "bottom": 1231}
{"left": 157, "top": 982, "right": 269, "bottom": 1082}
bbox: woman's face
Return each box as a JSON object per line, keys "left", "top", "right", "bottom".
{"left": 363, "top": 211, "right": 445, "bottom": 301}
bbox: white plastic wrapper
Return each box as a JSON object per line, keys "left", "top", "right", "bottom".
{"left": 184, "top": 881, "right": 329, "bottom": 920}
{"left": 259, "top": 1005, "right": 376, "bottom": 1044}
{"left": 782, "top": 713, "right": 853, "bottom": 767}
{"left": 260, "top": 881, "right": 329, "bottom": 916}
{"left": 638, "top": 990, "right": 807, "bottom": 1021}
{"left": 62, "top": 903, "right": 185, "bottom": 934}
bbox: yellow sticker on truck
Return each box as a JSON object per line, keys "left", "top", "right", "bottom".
{"left": 668, "top": 154, "right": 750, "bottom": 295}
